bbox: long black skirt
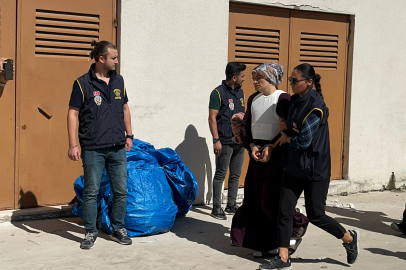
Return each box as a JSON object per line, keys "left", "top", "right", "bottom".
{"left": 230, "top": 145, "right": 309, "bottom": 251}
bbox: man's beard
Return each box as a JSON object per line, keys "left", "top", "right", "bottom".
{"left": 235, "top": 82, "right": 243, "bottom": 89}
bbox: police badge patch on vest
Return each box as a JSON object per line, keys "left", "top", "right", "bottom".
{"left": 113, "top": 89, "right": 121, "bottom": 99}
{"left": 93, "top": 91, "right": 102, "bottom": 106}
{"left": 228, "top": 99, "right": 234, "bottom": 110}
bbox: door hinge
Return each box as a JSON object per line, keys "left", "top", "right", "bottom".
{"left": 113, "top": 19, "right": 118, "bottom": 28}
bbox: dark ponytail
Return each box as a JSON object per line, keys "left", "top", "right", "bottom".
{"left": 314, "top": 73, "right": 323, "bottom": 99}
{"left": 89, "top": 40, "right": 116, "bottom": 62}
{"left": 294, "top": 63, "right": 323, "bottom": 99}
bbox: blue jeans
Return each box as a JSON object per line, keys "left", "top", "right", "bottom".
{"left": 82, "top": 145, "right": 128, "bottom": 234}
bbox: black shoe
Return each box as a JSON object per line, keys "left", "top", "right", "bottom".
{"left": 224, "top": 204, "right": 239, "bottom": 215}
{"left": 259, "top": 256, "right": 292, "bottom": 269}
{"left": 211, "top": 205, "right": 227, "bottom": 220}
{"left": 80, "top": 232, "right": 97, "bottom": 250}
{"left": 342, "top": 229, "right": 360, "bottom": 264}
{"left": 110, "top": 228, "right": 132, "bottom": 245}
{"left": 289, "top": 237, "right": 302, "bottom": 256}
{"left": 391, "top": 222, "right": 406, "bottom": 234}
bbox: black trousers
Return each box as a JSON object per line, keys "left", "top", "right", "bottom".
{"left": 401, "top": 205, "right": 406, "bottom": 230}
{"left": 277, "top": 172, "right": 346, "bottom": 247}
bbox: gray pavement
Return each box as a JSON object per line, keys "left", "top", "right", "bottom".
{"left": 0, "top": 190, "right": 405, "bottom": 270}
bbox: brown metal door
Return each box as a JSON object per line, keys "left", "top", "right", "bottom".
{"left": 228, "top": 3, "right": 290, "bottom": 187}
{"left": 0, "top": 0, "right": 17, "bottom": 209}
{"left": 16, "top": 0, "right": 116, "bottom": 207}
{"left": 289, "top": 11, "right": 349, "bottom": 179}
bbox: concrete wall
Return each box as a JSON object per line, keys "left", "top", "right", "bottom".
{"left": 120, "top": 0, "right": 406, "bottom": 204}
{"left": 120, "top": 0, "right": 229, "bottom": 204}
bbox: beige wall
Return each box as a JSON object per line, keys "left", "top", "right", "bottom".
{"left": 120, "top": 0, "right": 229, "bottom": 204}
{"left": 120, "top": 0, "right": 406, "bottom": 203}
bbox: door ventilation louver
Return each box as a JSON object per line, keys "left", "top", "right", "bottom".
{"left": 235, "top": 26, "right": 280, "bottom": 66}
{"left": 300, "top": 32, "right": 338, "bottom": 70}
{"left": 35, "top": 9, "right": 100, "bottom": 58}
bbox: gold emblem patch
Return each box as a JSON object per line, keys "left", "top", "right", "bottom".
{"left": 229, "top": 102, "right": 234, "bottom": 110}
{"left": 94, "top": 95, "right": 102, "bottom": 106}
{"left": 113, "top": 89, "right": 121, "bottom": 99}
{"left": 240, "top": 98, "right": 244, "bottom": 107}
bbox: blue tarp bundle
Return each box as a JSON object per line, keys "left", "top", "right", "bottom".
{"left": 72, "top": 139, "right": 199, "bottom": 237}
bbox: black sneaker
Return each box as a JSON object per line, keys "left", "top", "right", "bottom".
{"left": 342, "top": 229, "right": 360, "bottom": 264}
{"left": 80, "top": 232, "right": 97, "bottom": 250}
{"left": 259, "top": 256, "right": 292, "bottom": 269}
{"left": 289, "top": 237, "right": 302, "bottom": 256}
{"left": 390, "top": 222, "right": 406, "bottom": 234}
{"left": 211, "top": 205, "right": 227, "bottom": 220}
{"left": 110, "top": 228, "right": 132, "bottom": 245}
{"left": 224, "top": 204, "right": 239, "bottom": 215}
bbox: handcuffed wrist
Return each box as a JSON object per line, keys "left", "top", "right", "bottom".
{"left": 251, "top": 144, "right": 261, "bottom": 151}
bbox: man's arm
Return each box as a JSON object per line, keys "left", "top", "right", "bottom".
{"left": 123, "top": 103, "right": 133, "bottom": 151}
{"left": 67, "top": 107, "right": 81, "bottom": 161}
{"left": 208, "top": 109, "right": 221, "bottom": 157}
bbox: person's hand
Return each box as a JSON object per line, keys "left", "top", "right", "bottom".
{"left": 68, "top": 146, "right": 81, "bottom": 161}
{"left": 214, "top": 141, "right": 222, "bottom": 157}
{"left": 251, "top": 145, "right": 261, "bottom": 161}
{"left": 125, "top": 138, "right": 133, "bottom": 151}
{"left": 279, "top": 117, "right": 287, "bottom": 130}
{"left": 274, "top": 131, "right": 289, "bottom": 147}
{"left": 259, "top": 145, "right": 272, "bottom": 162}
{"left": 0, "top": 58, "right": 14, "bottom": 84}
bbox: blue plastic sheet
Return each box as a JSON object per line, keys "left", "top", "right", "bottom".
{"left": 72, "top": 139, "right": 198, "bottom": 236}
{"left": 155, "top": 148, "right": 199, "bottom": 217}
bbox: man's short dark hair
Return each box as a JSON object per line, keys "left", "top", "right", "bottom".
{"left": 225, "top": 62, "right": 246, "bottom": 80}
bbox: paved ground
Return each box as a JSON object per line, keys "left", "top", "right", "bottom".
{"left": 0, "top": 190, "right": 405, "bottom": 270}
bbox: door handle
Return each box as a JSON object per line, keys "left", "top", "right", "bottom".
{"left": 38, "top": 105, "right": 52, "bottom": 119}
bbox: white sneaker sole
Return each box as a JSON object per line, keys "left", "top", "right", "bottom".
{"left": 110, "top": 235, "right": 132, "bottom": 245}
{"left": 210, "top": 213, "right": 227, "bottom": 220}
{"left": 80, "top": 238, "right": 97, "bottom": 250}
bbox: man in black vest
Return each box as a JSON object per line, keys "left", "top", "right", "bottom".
{"left": 0, "top": 57, "right": 13, "bottom": 98}
{"left": 67, "top": 41, "right": 133, "bottom": 249}
{"left": 208, "top": 62, "right": 246, "bottom": 219}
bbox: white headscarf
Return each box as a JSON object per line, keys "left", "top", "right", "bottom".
{"left": 252, "top": 62, "right": 284, "bottom": 86}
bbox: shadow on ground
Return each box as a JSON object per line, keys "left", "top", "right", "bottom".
{"left": 324, "top": 206, "right": 400, "bottom": 236}
{"left": 11, "top": 212, "right": 113, "bottom": 244}
{"left": 171, "top": 205, "right": 349, "bottom": 268}
{"left": 10, "top": 190, "right": 111, "bottom": 244}
{"left": 365, "top": 248, "right": 406, "bottom": 261}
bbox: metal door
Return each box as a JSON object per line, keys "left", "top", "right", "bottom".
{"left": 289, "top": 11, "right": 349, "bottom": 179}
{"left": 228, "top": 3, "right": 291, "bottom": 187}
{"left": 0, "top": 0, "right": 17, "bottom": 209}
{"left": 16, "top": 0, "right": 116, "bottom": 207}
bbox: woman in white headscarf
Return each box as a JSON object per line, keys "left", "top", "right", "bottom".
{"left": 230, "top": 63, "right": 309, "bottom": 258}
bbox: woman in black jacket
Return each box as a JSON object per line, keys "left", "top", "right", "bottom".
{"left": 259, "top": 63, "right": 360, "bottom": 270}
